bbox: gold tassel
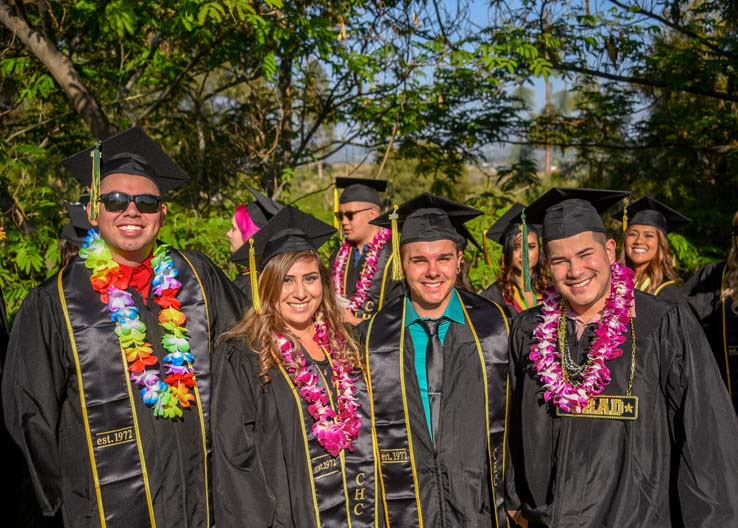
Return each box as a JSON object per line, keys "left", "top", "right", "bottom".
{"left": 482, "top": 228, "right": 491, "bottom": 265}
{"left": 333, "top": 186, "right": 340, "bottom": 230}
{"left": 89, "top": 141, "right": 102, "bottom": 220}
{"left": 248, "top": 238, "right": 262, "bottom": 314}
{"left": 389, "top": 204, "right": 404, "bottom": 281}
{"left": 622, "top": 206, "right": 628, "bottom": 234}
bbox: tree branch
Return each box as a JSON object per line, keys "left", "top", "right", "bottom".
{"left": 0, "top": 0, "right": 113, "bottom": 138}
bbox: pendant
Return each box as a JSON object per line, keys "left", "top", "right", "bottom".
{"left": 556, "top": 395, "right": 639, "bottom": 421}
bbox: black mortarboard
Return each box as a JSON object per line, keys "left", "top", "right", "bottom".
{"left": 245, "top": 206, "right": 335, "bottom": 313}
{"left": 60, "top": 199, "right": 93, "bottom": 246}
{"left": 335, "top": 177, "right": 388, "bottom": 206}
{"left": 246, "top": 185, "right": 283, "bottom": 227}
{"left": 525, "top": 188, "right": 630, "bottom": 242}
{"left": 485, "top": 203, "right": 541, "bottom": 245}
{"left": 252, "top": 206, "right": 336, "bottom": 271}
{"left": 612, "top": 195, "right": 690, "bottom": 234}
{"left": 60, "top": 126, "right": 189, "bottom": 196}
{"left": 370, "top": 192, "right": 482, "bottom": 248}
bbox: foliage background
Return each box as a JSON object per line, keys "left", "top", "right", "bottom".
{"left": 3, "top": 0, "right": 737, "bottom": 320}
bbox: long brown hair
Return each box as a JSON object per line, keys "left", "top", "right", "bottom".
{"left": 220, "top": 250, "right": 362, "bottom": 385}
{"left": 497, "top": 231, "right": 549, "bottom": 301}
{"left": 619, "top": 227, "right": 678, "bottom": 294}
{"left": 722, "top": 211, "right": 738, "bottom": 311}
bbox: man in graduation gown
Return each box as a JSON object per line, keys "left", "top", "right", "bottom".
{"left": 360, "top": 193, "right": 510, "bottom": 527}
{"left": 2, "top": 127, "right": 245, "bottom": 528}
{"left": 330, "top": 177, "right": 404, "bottom": 324}
{"left": 505, "top": 188, "right": 738, "bottom": 527}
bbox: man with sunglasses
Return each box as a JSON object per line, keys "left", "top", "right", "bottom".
{"left": 2, "top": 127, "right": 245, "bottom": 527}
{"left": 330, "top": 177, "right": 404, "bottom": 324}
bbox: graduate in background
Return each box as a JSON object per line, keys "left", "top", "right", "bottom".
{"left": 360, "top": 193, "right": 509, "bottom": 527}
{"left": 2, "top": 127, "right": 245, "bottom": 528}
{"left": 228, "top": 186, "right": 283, "bottom": 302}
{"left": 330, "top": 177, "right": 404, "bottom": 324}
{"left": 612, "top": 195, "right": 690, "bottom": 303}
{"left": 682, "top": 209, "right": 738, "bottom": 412}
{"left": 213, "top": 206, "right": 381, "bottom": 527}
{"left": 59, "top": 198, "right": 93, "bottom": 268}
{"left": 506, "top": 188, "right": 738, "bottom": 528}
{"left": 480, "top": 203, "right": 548, "bottom": 317}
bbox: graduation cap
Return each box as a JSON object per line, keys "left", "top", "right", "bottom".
{"left": 246, "top": 186, "right": 283, "bottom": 227}
{"left": 59, "top": 126, "right": 189, "bottom": 219}
{"left": 230, "top": 187, "right": 284, "bottom": 266}
{"left": 485, "top": 203, "right": 541, "bottom": 245}
{"left": 370, "top": 192, "right": 483, "bottom": 280}
{"left": 335, "top": 177, "right": 388, "bottom": 206}
{"left": 60, "top": 198, "right": 93, "bottom": 247}
{"left": 524, "top": 187, "right": 630, "bottom": 243}
{"left": 482, "top": 203, "right": 540, "bottom": 266}
{"left": 612, "top": 195, "right": 690, "bottom": 234}
{"left": 246, "top": 206, "right": 336, "bottom": 312}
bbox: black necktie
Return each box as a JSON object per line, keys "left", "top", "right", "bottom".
{"left": 419, "top": 318, "right": 444, "bottom": 443}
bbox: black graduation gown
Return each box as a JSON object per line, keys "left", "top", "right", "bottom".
{"left": 506, "top": 290, "right": 738, "bottom": 527}
{"left": 2, "top": 250, "right": 245, "bottom": 528}
{"left": 330, "top": 242, "right": 404, "bottom": 318}
{"left": 212, "top": 341, "right": 381, "bottom": 527}
{"left": 681, "top": 261, "right": 738, "bottom": 410}
{"left": 479, "top": 283, "right": 511, "bottom": 317}
{"left": 652, "top": 280, "right": 683, "bottom": 303}
{"left": 233, "top": 273, "right": 253, "bottom": 307}
{"left": 362, "top": 290, "right": 509, "bottom": 527}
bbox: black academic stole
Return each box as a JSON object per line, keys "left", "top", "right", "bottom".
{"left": 341, "top": 243, "right": 395, "bottom": 318}
{"left": 365, "top": 290, "right": 510, "bottom": 528}
{"left": 277, "top": 358, "right": 378, "bottom": 528}
{"left": 57, "top": 250, "right": 211, "bottom": 528}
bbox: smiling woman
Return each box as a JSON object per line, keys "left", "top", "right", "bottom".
{"left": 612, "top": 196, "right": 690, "bottom": 302}
{"left": 212, "top": 206, "right": 382, "bottom": 527}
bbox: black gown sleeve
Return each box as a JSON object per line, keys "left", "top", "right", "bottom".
{"left": 1, "top": 287, "right": 69, "bottom": 516}
{"left": 212, "top": 343, "right": 277, "bottom": 526}
{"left": 680, "top": 262, "right": 723, "bottom": 322}
{"left": 660, "top": 304, "right": 738, "bottom": 524}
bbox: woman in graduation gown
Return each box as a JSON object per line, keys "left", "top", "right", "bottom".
{"left": 480, "top": 203, "right": 548, "bottom": 316}
{"left": 682, "top": 210, "right": 738, "bottom": 412}
{"left": 213, "top": 206, "right": 381, "bottom": 527}
{"left": 612, "top": 196, "right": 690, "bottom": 303}
{"left": 227, "top": 186, "right": 283, "bottom": 299}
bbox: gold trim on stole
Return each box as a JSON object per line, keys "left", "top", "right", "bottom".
{"left": 397, "top": 300, "right": 425, "bottom": 527}
{"left": 653, "top": 280, "right": 676, "bottom": 296}
{"left": 178, "top": 252, "right": 212, "bottom": 528}
{"left": 278, "top": 363, "right": 322, "bottom": 526}
{"left": 58, "top": 271, "right": 108, "bottom": 528}
{"left": 364, "top": 316, "right": 391, "bottom": 527}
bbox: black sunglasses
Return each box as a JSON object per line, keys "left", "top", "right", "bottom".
{"left": 98, "top": 192, "right": 162, "bottom": 214}
{"left": 336, "top": 207, "right": 374, "bottom": 222}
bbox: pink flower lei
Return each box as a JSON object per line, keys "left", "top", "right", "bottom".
{"left": 332, "top": 228, "right": 391, "bottom": 313}
{"left": 529, "top": 262, "right": 635, "bottom": 413}
{"left": 274, "top": 312, "right": 362, "bottom": 456}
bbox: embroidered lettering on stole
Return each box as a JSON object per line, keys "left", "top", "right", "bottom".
{"left": 365, "top": 291, "right": 510, "bottom": 528}
{"left": 59, "top": 251, "right": 210, "bottom": 527}
{"left": 277, "top": 360, "right": 377, "bottom": 528}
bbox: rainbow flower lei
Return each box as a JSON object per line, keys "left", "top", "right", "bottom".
{"left": 332, "top": 227, "right": 391, "bottom": 313}
{"left": 275, "top": 312, "right": 361, "bottom": 456}
{"left": 530, "top": 262, "right": 635, "bottom": 413}
{"left": 79, "top": 230, "right": 195, "bottom": 419}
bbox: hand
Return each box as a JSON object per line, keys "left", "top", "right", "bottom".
{"left": 507, "top": 510, "right": 528, "bottom": 527}
{"left": 342, "top": 307, "right": 362, "bottom": 326}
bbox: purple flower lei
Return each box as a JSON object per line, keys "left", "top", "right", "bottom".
{"left": 332, "top": 228, "right": 391, "bottom": 312}
{"left": 275, "top": 312, "right": 362, "bottom": 457}
{"left": 530, "top": 262, "right": 635, "bottom": 413}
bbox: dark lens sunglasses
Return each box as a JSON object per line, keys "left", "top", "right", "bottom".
{"left": 336, "top": 207, "right": 373, "bottom": 222}
{"left": 98, "top": 192, "right": 162, "bottom": 214}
